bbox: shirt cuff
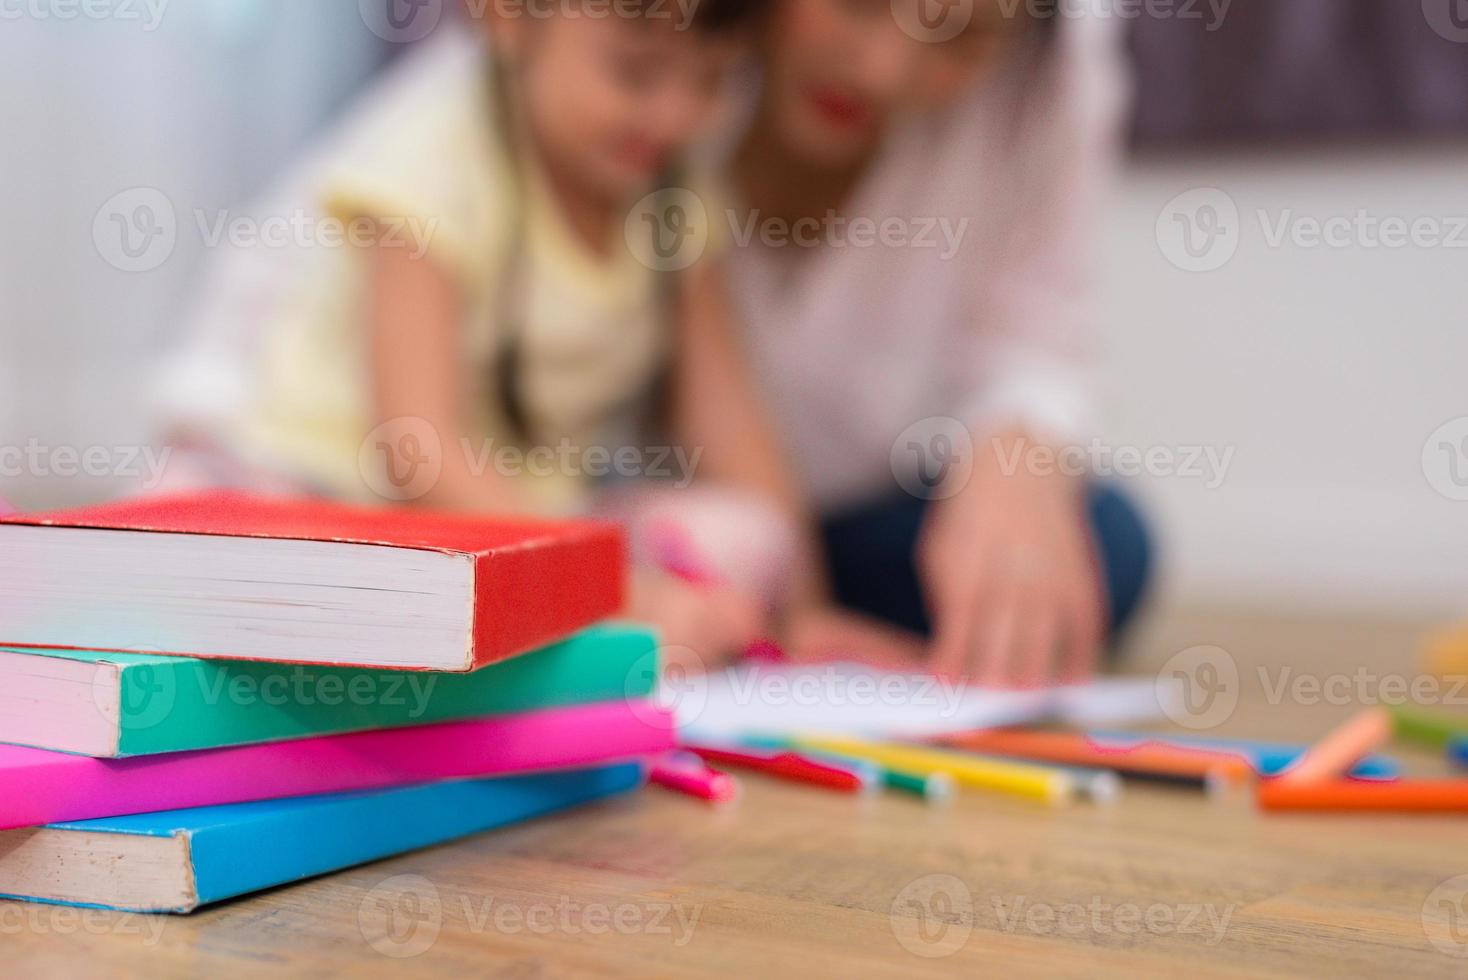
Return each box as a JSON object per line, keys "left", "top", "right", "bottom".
{"left": 955, "top": 364, "right": 1096, "bottom": 451}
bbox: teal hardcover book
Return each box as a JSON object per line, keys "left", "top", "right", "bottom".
{"left": 0, "top": 624, "right": 657, "bottom": 757}
{"left": 0, "top": 763, "right": 644, "bottom": 914}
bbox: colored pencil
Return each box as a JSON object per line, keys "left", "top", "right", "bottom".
{"left": 740, "top": 737, "right": 955, "bottom": 803}
{"left": 784, "top": 735, "right": 1075, "bottom": 804}
{"left": 943, "top": 730, "right": 1252, "bottom": 788}
{"left": 1388, "top": 705, "right": 1468, "bottom": 749}
{"left": 880, "top": 767, "right": 957, "bottom": 803}
{"left": 1277, "top": 708, "right": 1393, "bottom": 785}
{"left": 684, "top": 746, "right": 874, "bottom": 794}
{"left": 1423, "top": 623, "right": 1468, "bottom": 679}
{"left": 1052, "top": 765, "right": 1123, "bottom": 805}
{"left": 1088, "top": 731, "right": 1399, "bottom": 779}
{"left": 1258, "top": 779, "right": 1468, "bottom": 813}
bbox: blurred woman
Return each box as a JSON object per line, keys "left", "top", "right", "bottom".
{"left": 720, "top": 0, "right": 1153, "bottom": 685}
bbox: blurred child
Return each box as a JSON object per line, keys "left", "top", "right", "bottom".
{"left": 159, "top": 1, "right": 813, "bottom": 664}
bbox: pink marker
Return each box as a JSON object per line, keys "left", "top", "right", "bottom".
{"left": 649, "top": 753, "right": 739, "bottom": 804}
{"left": 648, "top": 520, "right": 721, "bottom": 588}
{"left": 742, "top": 638, "right": 788, "bottom": 664}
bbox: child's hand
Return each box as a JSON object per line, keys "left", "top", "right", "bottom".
{"left": 786, "top": 605, "right": 927, "bottom": 671}
{"left": 919, "top": 429, "right": 1105, "bottom": 689}
{"left": 630, "top": 569, "right": 770, "bottom": 674}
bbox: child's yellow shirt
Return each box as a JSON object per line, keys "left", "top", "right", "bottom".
{"left": 227, "top": 29, "right": 669, "bottom": 514}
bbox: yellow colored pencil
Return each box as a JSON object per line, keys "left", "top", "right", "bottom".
{"left": 787, "top": 734, "right": 1075, "bottom": 804}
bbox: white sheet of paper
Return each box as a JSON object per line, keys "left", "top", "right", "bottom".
{"left": 672, "top": 662, "right": 1182, "bottom": 741}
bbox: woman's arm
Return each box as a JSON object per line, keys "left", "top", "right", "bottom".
{"left": 924, "top": 25, "right": 1131, "bottom": 685}
{"left": 364, "top": 233, "right": 526, "bottom": 513}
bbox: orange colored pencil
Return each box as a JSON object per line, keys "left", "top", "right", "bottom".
{"left": 1258, "top": 779, "right": 1468, "bottom": 813}
{"left": 942, "top": 730, "right": 1253, "bottom": 785}
{"left": 1276, "top": 708, "right": 1393, "bottom": 785}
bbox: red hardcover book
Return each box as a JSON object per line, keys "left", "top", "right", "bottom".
{"left": 0, "top": 492, "right": 625, "bottom": 672}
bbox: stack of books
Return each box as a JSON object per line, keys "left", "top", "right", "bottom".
{"left": 0, "top": 492, "right": 673, "bottom": 913}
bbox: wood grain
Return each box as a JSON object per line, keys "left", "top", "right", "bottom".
{"left": 7, "top": 604, "right": 1468, "bottom": 979}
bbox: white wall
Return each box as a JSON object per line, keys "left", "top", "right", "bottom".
{"left": 0, "top": 2, "right": 384, "bottom": 508}
{"left": 1100, "top": 143, "right": 1468, "bottom": 616}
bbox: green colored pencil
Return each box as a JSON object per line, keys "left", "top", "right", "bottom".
{"left": 1388, "top": 705, "right": 1468, "bottom": 748}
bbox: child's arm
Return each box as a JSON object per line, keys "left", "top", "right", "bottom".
{"left": 671, "top": 263, "right": 950, "bottom": 670}
{"left": 671, "top": 260, "right": 828, "bottom": 612}
{"left": 364, "top": 233, "right": 524, "bottom": 513}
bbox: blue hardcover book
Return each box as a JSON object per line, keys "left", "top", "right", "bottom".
{"left": 0, "top": 763, "right": 643, "bottom": 914}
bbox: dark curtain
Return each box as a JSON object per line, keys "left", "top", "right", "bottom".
{"left": 1130, "top": 0, "right": 1468, "bottom": 146}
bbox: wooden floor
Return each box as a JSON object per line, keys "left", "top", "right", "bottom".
{"left": 9, "top": 605, "right": 1468, "bottom": 979}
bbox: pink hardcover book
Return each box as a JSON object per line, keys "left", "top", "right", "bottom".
{"left": 0, "top": 701, "right": 673, "bottom": 830}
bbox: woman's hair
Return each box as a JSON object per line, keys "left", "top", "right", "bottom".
{"left": 473, "top": 0, "right": 771, "bottom": 34}
{"left": 673, "top": 0, "right": 774, "bottom": 33}
{"left": 1028, "top": 0, "right": 1062, "bottom": 42}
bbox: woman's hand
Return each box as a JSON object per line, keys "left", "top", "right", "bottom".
{"left": 919, "top": 428, "right": 1105, "bottom": 688}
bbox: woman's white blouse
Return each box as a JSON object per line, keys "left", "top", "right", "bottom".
{"left": 726, "top": 20, "right": 1131, "bottom": 512}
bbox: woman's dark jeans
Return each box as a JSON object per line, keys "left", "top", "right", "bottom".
{"left": 819, "top": 485, "right": 1153, "bottom": 642}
